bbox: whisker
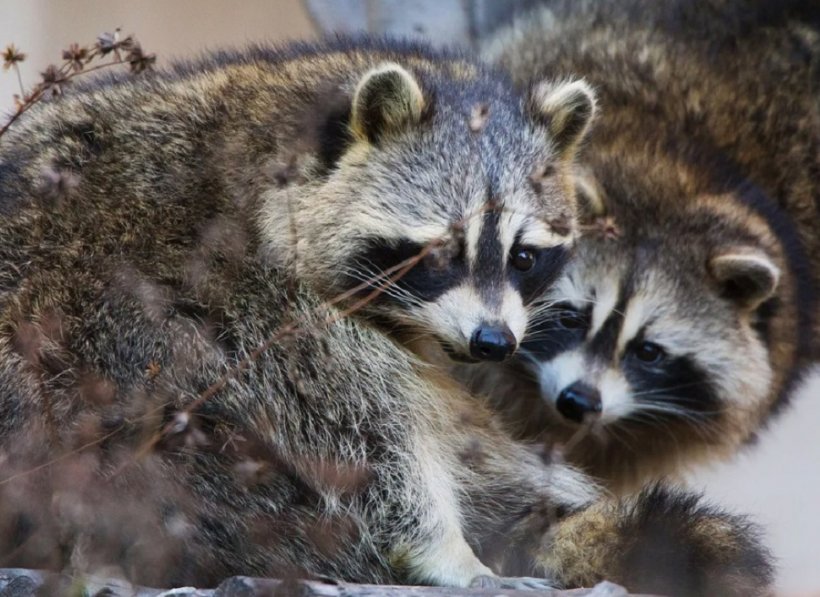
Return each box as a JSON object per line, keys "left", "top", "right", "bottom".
{"left": 630, "top": 380, "right": 713, "bottom": 397}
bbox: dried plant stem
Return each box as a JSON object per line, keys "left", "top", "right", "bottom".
{"left": 1, "top": 57, "right": 112, "bottom": 138}
{"left": 1, "top": 32, "right": 151, "bottom": 140}
{"left": 12, "top": 63, "right": 23, "bottom": 97}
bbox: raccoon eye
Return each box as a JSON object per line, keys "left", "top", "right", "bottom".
{"left": 558, "top": 310, "right": 586, "bottom": 330}
{"left": 511, "top": 247, "right": 536, "bottom": 272}
{"left": 633, "top": 341, "right": 665, "bottom": 364}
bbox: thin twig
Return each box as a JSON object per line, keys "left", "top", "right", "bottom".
{"left": 12, "top": 63, "right": 23, "bottom": 97}
{"left": 1, "top": 32, "right": 151, "bottom": 140}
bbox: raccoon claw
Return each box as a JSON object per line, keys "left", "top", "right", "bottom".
{"left": 469, "top": 575, "right": 556, "bottom": 590}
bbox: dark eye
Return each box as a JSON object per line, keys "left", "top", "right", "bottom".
{"left": 558, "top": 310, "right": 586, "bottom": 330}
{"left": 633, "top": 341, "right": 665, "bottom": 364}
{"left": 511, "top": 247, "right": 536, "bottom": 272}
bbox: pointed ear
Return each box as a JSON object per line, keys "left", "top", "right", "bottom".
{"left": 573, "top": 164, "right": 606, "bottom": 223}
{"left": 350, "top": 63, "right": 425, "bottom": 145}
{"left": 529, "top": 78, "right": 596, "bottom": 158}
{"left": 709, "top": 248, "right": 781, "bottom": 310}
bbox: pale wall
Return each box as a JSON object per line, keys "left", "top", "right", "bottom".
{"left": 0, "top": 0, "right": 315, "bottom": 102}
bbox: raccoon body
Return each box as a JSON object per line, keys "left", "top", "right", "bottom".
{"left": 481, "top": 0, "right": 820, "bottom": 492}
{"left": 0, "top": 37, "right": 605, "bottom": 589}
{"left": 0, "top": 36, "right": 774, "bottom": 595}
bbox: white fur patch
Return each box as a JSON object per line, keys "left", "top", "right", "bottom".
{"left": 408, "top": 526, "right": 495, "bottom": 587}
{"left": 418, "top": 284, "right": 487, "bottom": 351}
{"left": 500, "top": 285, "right": 528, "bottom": 344}
{"left": 464, "top": 207, "right": 485, "bottom": 267}
{"left": 408, "top": 436, "right": 494, "bottom": 586}
{"left": 499, "top": 205, "right": 571, "bottom": 250}
{"left": 497, "top": 208, "right": 525, "bottom": 255}
{"left": 590, "top": 281, "right": 619, "bottom": 337}
{"left": 598, "top": 369, "right": 634, "bottom": 424}
{"left": 543, "top": 463, "right": 601, "bottom": 509}
{"left": 537, "top": 351, "right": 585, "bottom": 403}
{"left": 416, "top": 282, "right": 528, "bottom": 354}
{"left": 550, "top": 267, "right": 587, "bottom": 309}
{"left": 617, "top": 293, "right": 649, "bottom": 353}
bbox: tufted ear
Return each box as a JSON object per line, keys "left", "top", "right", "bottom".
{"left": 573, "top": 164, "right": 607, "bottom": 223}
{"left": 529, "top": 79, "right": 596, "bottom": 158}
{"left": 350, "top": 63, "right": 425, "bottom": 145}
{"left": 709, "top": 248, "right": 780, "bottom": 310}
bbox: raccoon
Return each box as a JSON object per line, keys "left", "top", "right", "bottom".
{"left": 479, "top": 0, "right": 820, "bottom": 492}
{"left": 0, "top": 36, "right": 773, "bottom": 595}
{"left": 0, "top": 36, "right": 593, "bottom": 589}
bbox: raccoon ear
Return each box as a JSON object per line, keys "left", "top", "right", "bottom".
{"left": 573, "top": 164, "right": 607, "bottom": 223}
{"left": 350, "top": 63, "right": 425, "bottom": 145}
{"left": 529, "top": 79, "right": 596, "bottom": 158}
{"left": 709, "top": 249, "right": 781, "bottom": 310}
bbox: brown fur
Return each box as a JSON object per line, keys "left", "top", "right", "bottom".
{"left": 0, "top": 35, "right": 773, "bottom": 595}
{"left": 482, "top": 0, "right": 819, "bottom": 492}
{"left": 0, "top": 36, "right": 599, "bottom": 589}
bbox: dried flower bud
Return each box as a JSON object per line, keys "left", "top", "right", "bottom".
{"left": 96, "top": 30, "right": 119, "bottom": 55}
{"left": 62, "top": 43, "right": 88, "bottom": 72}
{"left": 126, "top": 43, "right": 156, "bottom": 74}
{"left": 2, "top": 44, "right": 26, "bottom": 70}
{"left": 145, "top": 360, "right": 162, "bottom": 380}
{"left": 40, "top": 64, "right": 69, "bottom": 98}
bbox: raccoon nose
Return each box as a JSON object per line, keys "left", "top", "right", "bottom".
{"left": 469, "top": 324, "right": 517, "bottom": 362}
{"left": 556, "top": 382, "right": 602, "bottom": 423}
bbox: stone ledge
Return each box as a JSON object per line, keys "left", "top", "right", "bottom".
{"left": 0, "top": 569, "right": 648, "bottom": 597}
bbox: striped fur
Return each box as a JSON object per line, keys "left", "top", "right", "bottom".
{"left": 0, "top": 33, "right": 774, "bottom": 595}
{"left": 479, "top": 0, "right": 819, "bottom": 494}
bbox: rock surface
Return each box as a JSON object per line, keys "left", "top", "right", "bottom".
{"left": 0, "top": 569, "right": 640, "bottom": 597}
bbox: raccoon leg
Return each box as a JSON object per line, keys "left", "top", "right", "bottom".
{"left": 432, "top": 401, "right": 601, "bottom": 588}
{"left": 399, "top": 432, "right": 522, "bottom": 588}
{"left": 397, "top": 397, "right": 578, "bottom": 589}
{"left": 537, "top": 484, "right": 775, "bottom": 596}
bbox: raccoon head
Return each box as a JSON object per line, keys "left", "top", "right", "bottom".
{"left": 266, "top": 61, "right": 595, "bottom": 363}
{"left": 515, "top": 157, "right": 787, "bottom": 483}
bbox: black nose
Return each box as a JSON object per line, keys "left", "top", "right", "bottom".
{"left": 556, "top": 382, "right": 602, "bottom": 423}
{"left": 469, "top": 324, "right": 517, "bottom": 362}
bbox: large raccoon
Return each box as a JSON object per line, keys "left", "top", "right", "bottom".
{"left": 0, "top": 37, "right": 772, "bottom": 594}
{"left": 479, "top": 0, "right": 820, "bottom": 492}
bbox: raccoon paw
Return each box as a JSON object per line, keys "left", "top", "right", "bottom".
{"left": 469, "top": 574, "right": 556, "bottom": 590}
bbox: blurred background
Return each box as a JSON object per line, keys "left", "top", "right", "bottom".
{"left": 1, "top": 1, "right": 818, "bottom": 594}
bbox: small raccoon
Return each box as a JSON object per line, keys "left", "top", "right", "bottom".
{"left": 480, "top": 0, "right": 820, "bottom": 492}
{"left": 0, "top": 37, "right": 597, "bottom": 589}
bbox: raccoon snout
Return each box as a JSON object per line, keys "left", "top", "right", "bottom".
{"left": 556, "top": 382, "right": 602, "bottom": 423}
{"left": 469, "top": 324, "right": 517, "bottom": 362}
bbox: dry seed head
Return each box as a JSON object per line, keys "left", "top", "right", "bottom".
{"left": 2, "top": 44, "right": 26, "bottom": 70}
